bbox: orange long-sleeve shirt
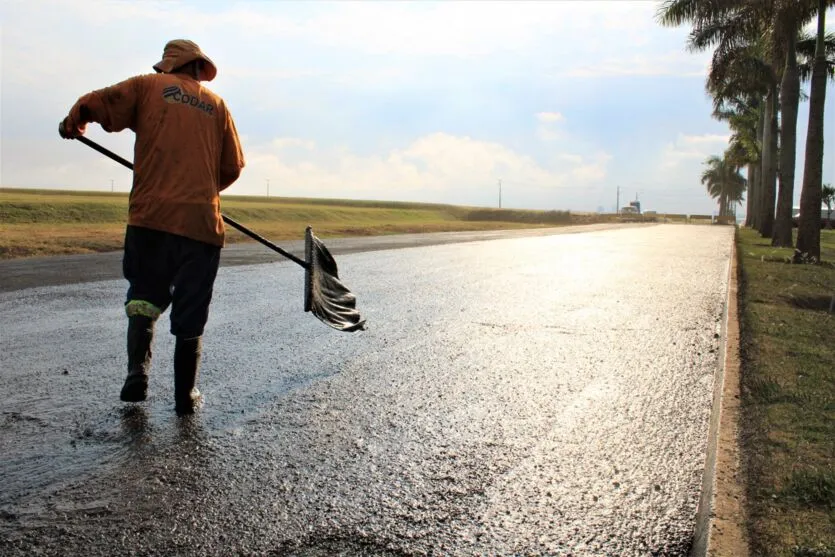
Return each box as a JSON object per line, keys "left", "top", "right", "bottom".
{"left": 68, "top": 72, "right": 245, "bottom": 246}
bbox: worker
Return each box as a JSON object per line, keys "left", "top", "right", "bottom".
{"left": 58, "top": 39, "right": 245, "bottom": 415}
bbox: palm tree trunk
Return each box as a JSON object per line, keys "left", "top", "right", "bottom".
{"left": 751, "top": 104, "right": 766, "bottom": 230}
{"left": 773, "top": 29, "right": 800, "bottom": 247}
{"left": 746, "top": 162, "right": 758, "bottom": 227}
{"left": 797, "top": 0, "right": 827, "bottom": 260}
{"left": 759, "top": 83, "right": 778, "bottom": 237}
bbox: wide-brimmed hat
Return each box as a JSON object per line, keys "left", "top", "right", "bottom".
{"left": 152, "top": 39, "right": 217, "bottom": 81}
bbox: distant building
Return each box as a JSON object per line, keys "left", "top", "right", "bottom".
{"left": 792, "top": 205, "right": 832, "bottom": 226}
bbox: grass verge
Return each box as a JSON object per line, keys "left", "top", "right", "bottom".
{"left": 0, "top": 188, "right": 628, "bottom": 259}
{"left": 736, "top": 227, "right": 835, "bottom": 556}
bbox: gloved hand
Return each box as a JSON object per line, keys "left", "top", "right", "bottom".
{"left": 58, "top": 116, "right": 86, "bottom": 139}
{"left": 58, "top": 104, "right": 91, "bottom": 139}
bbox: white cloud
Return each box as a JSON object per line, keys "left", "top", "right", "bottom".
{"left": 199, "top": 1, "right": 658, "bottom": 59}
{"left": 679, "top": 134, "right": 732, "bottom": 145}
{"left": 660, "top": 133, "right": 730, "bottom": 169}
{"left": 240, "top": 132, "right": 610, "bottom": 204}
{"left": 2, "top": 131, "right": 610, "bottom": 210}
{"left": 0, "top": 0, "right": 700, "bottom": 88}
{"left": 536, "top": 112, "right": 567, "bottom": 143}
{"left": 556, "top": 154, "right": 584, "bottom": 165}
{"left": 270, "top": 138, "right": 317, "bottom": 151}
{"left": 633, "top": 131, "right": 736, "bottom": 216}
{"left": 552, "top": 50, "right": 711, "bottom": 78}
{"left": 536, "top": 112, "right": 565, "bottom": 123}
{"left": 571, "top": 153, "right": 613, "bottom": 183}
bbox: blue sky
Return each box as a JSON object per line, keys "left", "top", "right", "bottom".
{"left": 1, "top": 0, "right": 834, "bottom": 216}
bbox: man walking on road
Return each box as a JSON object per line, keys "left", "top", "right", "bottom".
{"left": 59, "top": 39, "right": 245, "bottom": 415}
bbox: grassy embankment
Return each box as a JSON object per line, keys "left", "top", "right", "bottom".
{"left": 1, "top": 188, "right": 633, "bottom": 259}
{"left": 736, "top": 227, "right": 835, "bottom": 556}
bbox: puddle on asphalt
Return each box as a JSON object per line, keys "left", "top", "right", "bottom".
{"left": 0, "top": 367, "right": 326, "bottom": 516}
{"left": 0, "top": 401, "right": 211, "bottom": 511}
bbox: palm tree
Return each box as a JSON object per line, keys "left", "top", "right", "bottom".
{"left": 772, "top": 2, "right": 835, "bottom": 247}
{"left": 708, "top": 26, "right": 835, "bottom": 236}
{"left": 707, "top": 45, "right": 768, "bottom": 229}
{"left": 659, "top": 0, "right": 834, "bottom": 254}
{"left": 771, "top": 4, "right": 809, "bottom": 247}
{"left": 688, "top": 2, "right": 778, "bottom": 237}
{"left": 727, "top": 109, "right": 761, "bottom": 223}
{"left": 659, "top": 1, "right": 835, "bottom": 237}
{"left": 659, "top": 0, "right": 779, "bottom": 236}
{"left": 796, "top": 0, "right": 829, "bottom": 260}
{"left": 759, "top": 79, "right": 779, "bottom": 237}
{"left": 717, "top": 102, "right": 760, "bottom": 223}
{"left": 702, "top": 154, "right": 747, "bottom": 217}
{"left": 724, "top": 138, "right": 755, "bottom": 220}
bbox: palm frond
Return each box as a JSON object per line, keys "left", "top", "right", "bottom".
{"left": 688, "top": 8, "right": 764, "bottom": 54}
{"left": 656, "top": 0, "right": 739, "bottom": 28}
{"left": 708, "top": 45, "right": 772, "bottom": 111}
{"left": 701, "top": 152, "right": 747, "bottom": 206}
{"left": 797, "top": 33, "right": 835, "bottom": 81}
{"left": 656, "top": 0, "right": 703, "bottom": 27}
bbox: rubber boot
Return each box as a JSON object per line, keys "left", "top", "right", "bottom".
{"left": 120, "top": 316, "right": 155, "bottom": 402}
{"left": 174, "top": 336, "right": 203, "bottom": 416}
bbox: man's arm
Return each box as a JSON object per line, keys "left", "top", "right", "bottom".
{"left": 218, "top": 105, "right": 245, "bottom": 191}
{"left": 59, "top": 77, "right": 142, "bottom": 139}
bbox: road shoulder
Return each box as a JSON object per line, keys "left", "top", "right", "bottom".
{"left": 692, "top": 234, "right": 749, "bottom": 556}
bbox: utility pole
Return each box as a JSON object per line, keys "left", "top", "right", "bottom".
{"left": 266, "top": 179, "right": 270, "bottom": 198}
{"left": 616, "top": 186, "right": 620, "bottom": 214}
{"left": 498, "top": 179, "right": 502, "bottom": 209}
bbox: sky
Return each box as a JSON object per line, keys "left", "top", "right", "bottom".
{"left": 1, "top": 0, "right": 834, "bottom": 216}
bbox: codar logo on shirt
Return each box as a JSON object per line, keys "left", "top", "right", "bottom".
{"left": 162, "top": 86, "right": 214, "bottom": 116}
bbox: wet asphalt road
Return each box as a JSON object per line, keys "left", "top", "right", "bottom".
{"left": 0, "top": 224, "right": 733, "bottom": 556}
{"left": 0, "top": 224, "right": 629, "bottom": 294}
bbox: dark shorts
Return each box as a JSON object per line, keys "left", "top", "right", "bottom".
{"left": 123, "top": 225, "right": 221, "bottom": 338}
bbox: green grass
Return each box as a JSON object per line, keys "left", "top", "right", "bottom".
{"left": 1, "top": 188, "right": 628, "bottom": 259}
{"left": 783, "top": 468, "right": 835, "bottom": 508}
{"left": 737, "top": 227, "right": 835, "bottom": 556}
